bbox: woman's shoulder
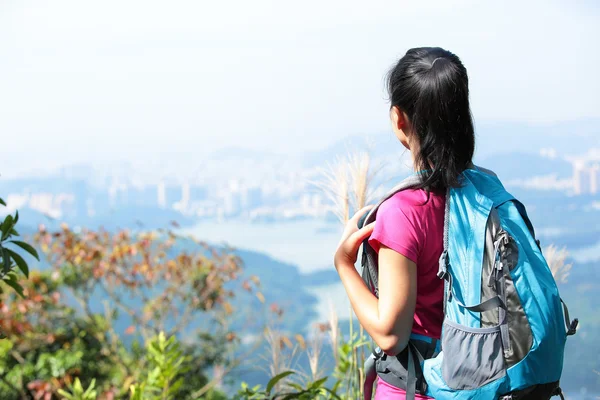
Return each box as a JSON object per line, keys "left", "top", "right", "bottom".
{"left": 376, "top": 189, "right": 445, "bottom": 231}
{"left": 380, "top": 188, "right": 445, "bottom": 211}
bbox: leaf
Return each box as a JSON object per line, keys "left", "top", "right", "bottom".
{"left": 169, "top": 378, "right": 184, "bottom": 394}
{"left": 1, "top": 248, "right": 10, "bottom": 275}
{"left": 331, "top": 380, "right": 342, "bottom": 393}
{"left": 3, "top": 274, "right": 25, "bottom": 298}
{"left": 8, "top": 240, "right": 39, "bottom": 260}
{"left": 309, "top": 377, "right": 328, "bottom": 390}
{"left": 1, "top": 215, "right": 13, "bottom": 240}
{"left": 0, "top": 198, "right": 5, "bottom": 206}
{"left": 57, "top": 389, "right": 73, "bottom": 400}
{"left": 266, "top": 371, "right": 295, "bottom": 394}
{"left": 74, "top": 378, "right": 83, "bottom": 393}
{"left": 282, "top": 392, "right": 307, "bottom": 400}
{"left": 287, "top": 383, "right": 304, "bottom": 391}
{"left": 83, "top": 378, "right": 97, "bottom": 397}
{"left": 323, "top": 387, "right": 343, "bottom": 400}
{"left": 13, "top": 211, "right": 18, "bottom": 225}
{"left": 5, "top": 248, "right": 28, "bottom": 278}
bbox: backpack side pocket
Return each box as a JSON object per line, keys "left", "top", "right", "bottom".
{"left": 441, "top": 319, "right": 507, "bottom": 390}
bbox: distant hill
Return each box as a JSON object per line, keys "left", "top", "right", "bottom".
{"left": 299, "top": 118, "right": 599, "bottom": 173}
{"left": 472, "top": 118, "right": 599, "bottom": 159}
{"left": 2, "top": 205, "right": 196, "bottom": 232}
{"left": 477, "top": 151, "right": 573, "bottom": 180}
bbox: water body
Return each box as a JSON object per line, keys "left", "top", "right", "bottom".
{"left": 183, "top": 218, "right": 600, "bottom": 271}
{"left": 182, "top": 219, "right": 354, "bottom": 324}
{"left": 182, "top": 219, "right": 600, "bottom": 325}
{"left": 181, "top": 219, "right": 342, "bottom": 274}
{"left": 183, "top": 219, "right": 600, "bottom": 397}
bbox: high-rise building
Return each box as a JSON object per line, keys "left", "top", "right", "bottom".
{"left": 181, "top": 182, "right": 190, "bottom": 210}
{"left": 157, "top": 182, "right": 166, "bottom": 208}
{"left": 573, "top": 162, "right": 599, "bottom": 195}
{"left": 223, "top": 190, "right": 241, "bottom": 216}
{"left": 573, "top": 162, "right": 589, "bottom": 195}
{"left": 590, "top": 164, "right": 600, "bottom": 194}
{"left": 241, "top": 187, "right": 262, "bottom": 210}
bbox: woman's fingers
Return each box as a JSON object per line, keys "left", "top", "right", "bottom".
{"left": 335, "top": 221, "right": 375, "bottom": 267}
{"left": 350, "top": 205, "right": 374, "bottom": 224}
{"left": 336, "top": 207, "right": 375, "bottom": 262}
{"left": 348, "top": 222, "right": 376, "bottom": 249}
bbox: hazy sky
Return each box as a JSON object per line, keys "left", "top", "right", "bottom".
{"left": 1, "top": 0, "right": 599, "bottom": 174}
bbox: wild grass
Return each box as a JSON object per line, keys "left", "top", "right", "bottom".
{"left": 313, "top": 157, "right": 351, "bottom": 225}
{"left": 301, "top": 152, "right": 578, "bottom": 399}
{"left": 311, "top": 149, "right": 381, "bottom": 398}
{"left": 544, "top": 244, "right": 573, "bottom": 284}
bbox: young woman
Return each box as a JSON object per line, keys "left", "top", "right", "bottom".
{"left": 333, "top": 47, "right": 475, "bottom": 399}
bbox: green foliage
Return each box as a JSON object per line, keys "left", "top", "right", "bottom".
{"left": 0, "top": 221, "right": 245, "bottom": 399}
{"left": 128, "top": 332, "right": 230, "bottom": 400}
{"left": 235, "top": 371, "right": 341, "bottom": 400}
{"left": 234, "top": 321, "right": 370, "bottom": 400}
{"left": 0, "top": 289, "right": 120, "bottom": 399}
{"left": 0, "top": 202, "right": 38, "bottom": 298}
{"left": 58, "top": 378, "right": 98, "bottom": 400}
{"left": 0, "top": 195, "right": 372, "bottom": 398}
{"left": 129, "top": 332, "right": 188, "bottom": 400}
{"left": 332, "top": 330, "right": 369, "bottom": 398}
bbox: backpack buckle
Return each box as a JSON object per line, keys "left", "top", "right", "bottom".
{"left": 437, "top": 250, "right": 449, "bottom": 279}
{"left": 567, "top": 319, "right": 579, "bottom": 336}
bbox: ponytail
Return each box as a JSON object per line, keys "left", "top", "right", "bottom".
{"left": 386, "top": 47, "right": 475, "bottom": 192}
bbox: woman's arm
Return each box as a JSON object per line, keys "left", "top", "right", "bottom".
{"left": 334, "top": 208, "right": 417, "bottom": 356}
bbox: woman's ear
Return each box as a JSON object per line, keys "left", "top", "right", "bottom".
{"left": 390, "top": 106, "right": 411, "bottom": 150}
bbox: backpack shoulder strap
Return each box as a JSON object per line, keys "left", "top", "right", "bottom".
{"left": 471, "top": 163, "right": 498, "bottom": 177}
{"left": 359, "top": 174, "right": 422, "bottom": 297}
{"left": 361, "top": 174, "right": 422, "bottom": 227}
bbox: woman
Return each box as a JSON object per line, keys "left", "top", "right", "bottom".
{"left": 334, "top": 47, "right": 475, "bottom": 399}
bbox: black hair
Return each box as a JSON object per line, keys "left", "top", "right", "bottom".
{"left": 386, "top": 47, "right": 475, "bottom": 192}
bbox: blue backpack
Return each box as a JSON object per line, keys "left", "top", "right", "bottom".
{"left": 360, "top": 166, "right": 577, "bottom": 400}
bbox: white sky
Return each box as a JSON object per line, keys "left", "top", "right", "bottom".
{"left": 0, "top": 0, "right": 599, "bottom": 174}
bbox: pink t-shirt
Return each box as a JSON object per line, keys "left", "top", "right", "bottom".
{"left": 367, "top": 188, "right": 445, "bottom": 400}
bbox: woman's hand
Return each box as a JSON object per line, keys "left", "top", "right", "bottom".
{"left": 333, "top": 205, "right": 417, "bottom": 355}
{"left": 334, "top": 206, "right": 376, "bottom": 268}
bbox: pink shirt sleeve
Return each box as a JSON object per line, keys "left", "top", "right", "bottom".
{"left": 367, "top": 194, "right": 423, "bottom": 264}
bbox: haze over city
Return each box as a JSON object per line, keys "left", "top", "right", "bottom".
{"left": 1, "top": 0, "right": 599, "bottom": 178}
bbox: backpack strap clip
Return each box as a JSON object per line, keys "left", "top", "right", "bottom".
{"left": 561, "top": 298, "right": 578, "bottom": 336}
{"left": 567, "top": 319, "right": 579, "bottom": 336}
{"left": 437, "top": 250, "right": 449, "bottom": 279}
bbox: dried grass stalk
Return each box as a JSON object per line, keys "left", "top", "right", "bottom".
{"left": 306, "top": 328, "right": 324, "bottom": 382}
{"left": 349, "top": 151, "right": 381, "bottom": 211}
{"left": 313, "top": 147, "right": 381, "bottom": 397}
{"left": 312, "top": 149, "right": 381, "bottom": 224}
{"left": 314, "top": 157, "right": 351, "bottom": 224}
{"left": 261, "top": 328, "right": 297, "bottom": 391}
{"left": 544, "top": 245, "right": 573, "bottom": 284}
{"left": 327, "top": 300, "right": 339, "bottom": 365}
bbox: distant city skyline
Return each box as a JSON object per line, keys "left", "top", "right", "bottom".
{"left": 1, "top": 0, "right": 599, "bottom": 177}
{"left": 2, "top": 142, "right": 598, "bottom": 226}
